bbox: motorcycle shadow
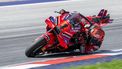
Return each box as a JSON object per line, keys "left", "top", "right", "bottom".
{"left": 35, "top": 51, "right": 92, "bottom": 58}
{"left": 35, "top": 50, "right": 115, "bottom": 58}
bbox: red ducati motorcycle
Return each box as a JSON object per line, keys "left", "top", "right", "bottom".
{"left": 25, "top": 9, "right": 112, "bottom": 57}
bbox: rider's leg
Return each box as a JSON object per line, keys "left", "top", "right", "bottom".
{"left": 80, "top": 36, "right": 103, "bottom": 54}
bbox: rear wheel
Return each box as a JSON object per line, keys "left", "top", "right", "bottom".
{"left": 25, "top": 37, "right": 47, "bottom": 57}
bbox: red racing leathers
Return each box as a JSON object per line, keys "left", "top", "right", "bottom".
{"left": 61, "top": 11, "right": 105, "bottom": 53}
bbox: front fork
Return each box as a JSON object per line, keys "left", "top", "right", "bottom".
{"left": 34, "top": 32, "right": 54, "bottom": 52}
{"left": 37, "top": 26, "right": 68, "bottom": 53}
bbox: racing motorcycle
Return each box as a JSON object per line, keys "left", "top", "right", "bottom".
{"left": 25, "top": 9, "right": 112, "bottom": 57}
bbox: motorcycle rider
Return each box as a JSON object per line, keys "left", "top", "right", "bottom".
{"left": 58, "top": 9, "right": 106, "bottom": 54}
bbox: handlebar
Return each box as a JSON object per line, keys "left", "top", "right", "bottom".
{"left": 54, "top": 11, "right": 60, "bottom": 14}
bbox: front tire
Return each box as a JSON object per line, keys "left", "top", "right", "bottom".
{"left": 25, "top": 37, "right": 47, "bottom": 57}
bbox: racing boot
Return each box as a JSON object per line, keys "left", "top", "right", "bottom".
{"left": 79, "top": 43, "right": 86, "bottom": 54}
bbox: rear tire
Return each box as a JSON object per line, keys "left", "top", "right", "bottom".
{"left": 25, "top": 37, "right": 47, "bottom": 57}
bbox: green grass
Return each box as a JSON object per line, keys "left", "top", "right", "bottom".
{"left": 66, "top": 60, "right": 122, "bottom": 69}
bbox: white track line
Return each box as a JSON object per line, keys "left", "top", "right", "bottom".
{"left": 1, "top": 64, "right": 50, "bottom": 69}
{"left": 98, "top": 49, "right": 122, "bottom": 55}
{"left": 0, "top": 0, "right": 82, "bottom": 8}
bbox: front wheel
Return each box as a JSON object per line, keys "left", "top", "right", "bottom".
{"left": 25, "top": 37, "right": 47, "bottom": 57}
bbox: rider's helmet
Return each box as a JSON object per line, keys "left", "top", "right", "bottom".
{"left": 72, "top": 13, "right": 82, "bottom": 24}
{"left": 73, "top": 17, "right": 81, "bottom": 24}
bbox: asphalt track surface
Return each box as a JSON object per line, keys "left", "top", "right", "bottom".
{"left": 0, "top": 0, "right": 122, "bottom": 67}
